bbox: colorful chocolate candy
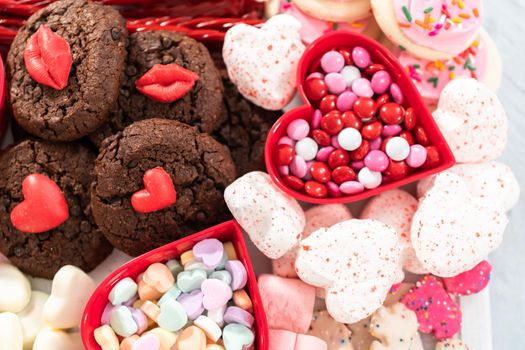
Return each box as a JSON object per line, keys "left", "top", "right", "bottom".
{"left": 94, "top": 239, "right": 255, "bottom": 350}
{"left": 274, "top": 46, "right": 438, "bottom": 198}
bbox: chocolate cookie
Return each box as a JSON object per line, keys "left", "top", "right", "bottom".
{"left": 0, "top": 139, "right": 112, "bottom": 279}
{"left": 89, "top": 30, "right": 223, "bottom": 147}
{"left": 214, "top": 71, "right": 280, "bottom": 176}
{"left": 91, "top": 118, "right": 236, "bottom": 256}
{"left": 7, "top": 0, "right": 127, "bottom": 141}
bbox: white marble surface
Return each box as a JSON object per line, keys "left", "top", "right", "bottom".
{"left": 484, "top": 0, "right": 525, "bottom": 348}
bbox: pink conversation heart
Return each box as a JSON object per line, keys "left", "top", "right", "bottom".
{"left": 201, "top": 279, "right": 233, "bottom": 311}
{"left": 193, "top": 238, "right": 224, "bottom": 269}
{"left": 132, "top": 334, "right": 160, "bottom": 350}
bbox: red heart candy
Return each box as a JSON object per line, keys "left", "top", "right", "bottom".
{"left": 10, "top": 174, "right": 69, "bottom": 233}
{"left": 131, "top": 167, "right": 177, "bottom": 213}
{"left": 135, "top": 63, "right": 199, "bottom": 103}
{"left": 23, "top": 24, "right": 72, "bottom": 90}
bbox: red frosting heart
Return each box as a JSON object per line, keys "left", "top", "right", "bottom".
{"left": 131, "top": 167, "right": 177, "bottom": 213}
{"left": 10, "top": 174, "right": 69, "bottom": 233}
{"left": 23, "top": 24, "right": 72, "bottom": 90}
{"left": 135, "top": 63, "right": 199, "bottom": 103}
{"left": 264, "top": 31, "right": 455, "bottom": 204}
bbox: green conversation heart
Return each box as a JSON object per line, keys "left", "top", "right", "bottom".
{"left": 223, "top": 323, "right": 255, "bottom": 350}
{"left": 110, "top": 306, "right": 138, "bottom": 337}
{"left": 176, "top": 269, "right": 207, "bottom": 293}
{"left": 157, "top": 298, "right": 188, "bottom": 332}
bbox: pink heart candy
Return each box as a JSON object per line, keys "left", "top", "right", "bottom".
{"left": 193, "top": 238, "right": 224, "bottom": 269}
{"left": 132, "top": 334, "right": 160, "bottom": 350}
{"left": 201, "top": 279, "right": 233, "bottom": 311}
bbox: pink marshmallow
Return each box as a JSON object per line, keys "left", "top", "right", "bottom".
{"left": 258, "top": 274, "right": 316, "bottom": 334}
{"left": 269, "top": 330, "right": 297, "bottom": 350}
{"left": 295, "top": 334, "right": 328, "bottom": 350}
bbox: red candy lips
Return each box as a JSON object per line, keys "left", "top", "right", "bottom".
{"left": 265, "top": 31, "right": 455, "bottom": 204}
{"left": 135, "top": 63, "right": 199, "bottom": 103}
{"left": 23, "top": 24, "right": 72, "bottom": 90}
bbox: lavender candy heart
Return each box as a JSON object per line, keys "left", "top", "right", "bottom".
{"left": 225, "top": 260, "right": 248, "bottom": 291}
{"left": 101, "top": 303, "right": 115, "bottom": 325}
{"left": 223, "top": 306, "right": 255, "bottom": 328}
{"left": 193, "top": 238, "right": 224, "bottom": 269}
{"left": 130, "top": 307, "right": 148, "bottom": 334}
{"left": 177, "top": 290, "right": 205, "bottom": 320}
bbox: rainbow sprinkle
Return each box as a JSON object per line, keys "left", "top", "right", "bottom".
{"left": 402, "top": 6, "right": 413, "bottom": 22}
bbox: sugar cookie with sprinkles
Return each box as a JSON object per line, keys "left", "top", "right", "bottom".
{"left": 292, "top": 0, "right": 372, "bottom": 23}
{"left": 371, "top": 0, "right": 483, "bottom": 60}
{"left": 391, "top": 29, "right": 501, "bottom": 106}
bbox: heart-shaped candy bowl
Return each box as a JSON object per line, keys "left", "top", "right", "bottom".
{"left": 81, "top": 220, "right": 268, "bottom": 350}
{"left": 265, "top": 31, "right": 455, "bottom": 204}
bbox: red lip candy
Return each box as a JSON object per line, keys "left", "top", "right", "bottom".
{"left": 135, "top": 63, "right": 199, "bottom": 103}
{"left": 23, "top": 25, "right": 72, "bottom": 90}
{"left": 10, "top": 174, "right": 69, "bottom": 233}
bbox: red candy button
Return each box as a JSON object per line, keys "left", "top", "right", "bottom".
{"left": 312, "top": 129, "right": 331, "bottom": 147}
{"left": 350, "top": 140, "right": 370, "bottom": 161}
{"left": 399, "top": 130, "right": 415, "bottom": 145}
{"left": 135, "top": 63, "right": 199, "bottom": 103}
{"left": 275, "top": 144, "right": 295, "bottom": 166}
{"left": 404, "top": 107, "right": 416, "bottom": 130}
{"left": 310, "top": 162, "right": 331, "bottom": 183}
{"left": 132, "top": 167, "right": 177, "bottom": 213}
{"left": 385, "top": 160, "right": 409, "bottom": 180}
{"left": 304, "top": 181, "right": 328, "bottom": 198}
{"left": 283, "top": 175, "right": 305, "bottom": 190}
{"left": 321, "top": 111, "right": 343, "bottom": 135}
{"left": 361, "top": 120, "right": 382, "bottom": 140}
{"left": 353, "top": 97, "right": 376, "bottom": 119}
{"left": 376, "top": 93, "right": 390, "bottom": 108}
{"left": 328, "top": 149, "right": 350, "bottom": 169}
{"left": 422, "top": 146, "right": 440, "bottom": 169}
{"left": 10, "top": 174, "right": 69, "bottom": 233}
{"left": 414, "top": 126, "right": 429, "bottom": 146}
{"left": 338, "top": 49, "right": 353, "bottom": 65}
{"left": 303, "top": 77, "right": 327, "bottom": 101}
{"left": 331, "top": 166, "right": 356, "bottom": 184}
{"left": 364, "top": 63, "right": 386, "bottom": 76}
{"left": 319, "top": 95, "right": 337, "bottom": 114}
{"left": 379, "top": 103, "right": 405, "bottom": 125}
{"left": 341, "top": 111, "right": 362, "bottom": 130}
{"left": 24, "top": 25, "right": 72, "bottom": 90}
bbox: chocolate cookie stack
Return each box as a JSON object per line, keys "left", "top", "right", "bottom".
{"left": 0, "top": 0, "right": 279, "bottom": 278}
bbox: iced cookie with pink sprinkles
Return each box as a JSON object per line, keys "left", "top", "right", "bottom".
{"left": 278, "top": 0, "right": 381, "bottom": 44}
{"left": 371, "top": 0, "right": 483, "bottom": 60}
{"left": 391, "top": 29, "right": 501, "bottom": 106}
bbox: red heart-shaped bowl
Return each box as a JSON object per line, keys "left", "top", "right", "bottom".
{"left": 265, "top": 31, "right": 455, "bottom": 204}
{"left": 81, "top": 220, "right": 268, "bottom": 350}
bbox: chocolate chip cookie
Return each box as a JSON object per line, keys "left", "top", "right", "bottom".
{"left": 7, "top": 0, "right": 127, "bottom": 141}
{"left": 89, "top": 30, "right": 223, "bottom": 147}
{"left": 214, "top": 71, "right": 280, "bottom": 176}
{"left": 91, "top": 118, "right": 236, "bottom": 256}
{"left": 0, "top": 139, "right": 112, "bottom": 279}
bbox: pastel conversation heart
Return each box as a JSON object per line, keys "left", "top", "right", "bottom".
{"left": 176, "top": 269, "right": 207, "bottom": 293}
{"left": 417, "top": 161, "right": 520, "bottom": 212}
{"left": 192, "top": 238, "right": 224, "bottom": 269}
{"left": 361, "top": 189, "right": 427, "bottom": 274}
{"left": 157, "top": 298, "right": 188, "bottom": 332}
{"left": 401, "top": 275, "right": 461, "bottom": 340}
{"left": 225, "top": 172, "right": 305, "bottom": 259}
{"left": 177, "top": 290, "right": 204, "bottom": 320}
{"left": 223, "top": 14, "right": 305, "bottom": 110}
{"left": 433, "top": 78, "right": 507, "bottom": 163}
{"left": 43, "top": 265, "right": 96, "bottom": 329}
{"left": 295, "top": 219, "right": 403, "bottom": 323}
{"left": 108, "top": 277, "right": 138, "bottom": 305}
{"left": 10, "top": 173, "right": 69, "bottom": 233}
{"left": 223, "top": 323, "right": 255, "bottom": 350}
{"left": 143, "top": 263, "right": 175, "bottom": 293}
{"left": 176, "top": 326, "right": 206, "bottom": 350}
{"left": 132, "top": 334, "right": 160, "bottom": 350}
{"left": 201, "top": 279, "right": 233, "bottom": 310}
{"left": 411, "top": 172, "right": 507, "bottom": 277}
{"left": 110, "top": 306, "right": 138, "bottom": 337}
{"left": 131, "top": 167, "right": 177, "bottom": 214}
